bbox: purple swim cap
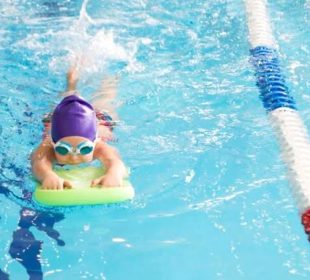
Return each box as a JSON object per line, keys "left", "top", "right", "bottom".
{"left": 51, "top": 95, "right": 97, "bottom": 143}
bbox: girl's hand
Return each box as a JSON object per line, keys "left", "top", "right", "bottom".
{"left": 91, "top": 173, "right": 123, "bottom": 188}
{"left": 42, "top": 172, "right": 73, "bottom": 190}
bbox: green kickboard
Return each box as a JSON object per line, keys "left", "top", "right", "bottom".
{"left": 33, "top": 166, "right": 134, "bottom": 206}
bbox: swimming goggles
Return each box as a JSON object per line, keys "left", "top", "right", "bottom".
{"left": 53, "top": 140, "right": 95, "bottom": 156}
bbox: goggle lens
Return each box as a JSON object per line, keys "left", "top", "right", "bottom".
{"left": 55, "top": 146, "right": 70, "bottom": 155}
{"left": 79, "top": 145, "right": 93, "bottom": 155}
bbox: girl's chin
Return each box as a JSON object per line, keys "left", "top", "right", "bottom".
{"left": 57, "top": 158, "right": 92, "bottom": 165}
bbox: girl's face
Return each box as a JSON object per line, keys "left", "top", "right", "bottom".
{"left": 53, "top": 136, "right": 95, "bottom": 165}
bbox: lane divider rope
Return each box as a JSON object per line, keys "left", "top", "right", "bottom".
{"left": 245, "top": 0, "right": 310, "bottom": 240}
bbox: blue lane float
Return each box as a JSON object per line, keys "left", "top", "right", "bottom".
{"left": 250, "top": 46, "right": 296, "bottom": 111}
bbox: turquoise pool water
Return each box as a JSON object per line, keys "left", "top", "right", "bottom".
{"left": 0, "top": 0, "right": 310, "bottom": 279}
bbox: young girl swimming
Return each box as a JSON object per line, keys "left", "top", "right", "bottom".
{"left": 31, "top": 67, "right": 127, "bottom": 190}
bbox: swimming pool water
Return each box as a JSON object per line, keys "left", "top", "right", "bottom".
{"left": 0, "top": 0, "right": 310, "bottom": 279}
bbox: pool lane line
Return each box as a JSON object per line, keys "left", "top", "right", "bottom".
{"left": 245, "top": 0, "right": 310, "bottom": 241}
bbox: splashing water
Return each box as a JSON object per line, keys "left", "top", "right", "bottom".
{"left": 13, "top": 0, "right": 140, "bottom": 82}
{"left": 50, "top": 0, "right": 140, "bottom": 78}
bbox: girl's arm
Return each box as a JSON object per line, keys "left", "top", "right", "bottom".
{"left": 31, "top": 141, "right": 55, "bottom": 181}
{"left": 92, "top": 141, "right": 127, "bottom": 187}
{"left": 31, "top": 141, "right": 72, "bottom": 189}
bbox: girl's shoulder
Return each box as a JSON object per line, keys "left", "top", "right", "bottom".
{"left": 31, "top": 139, "right": 55, "bottom": 163}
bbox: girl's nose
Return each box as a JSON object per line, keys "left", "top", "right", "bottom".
{"left": 68, "top": 153, "right": 78, "bottom": 160}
